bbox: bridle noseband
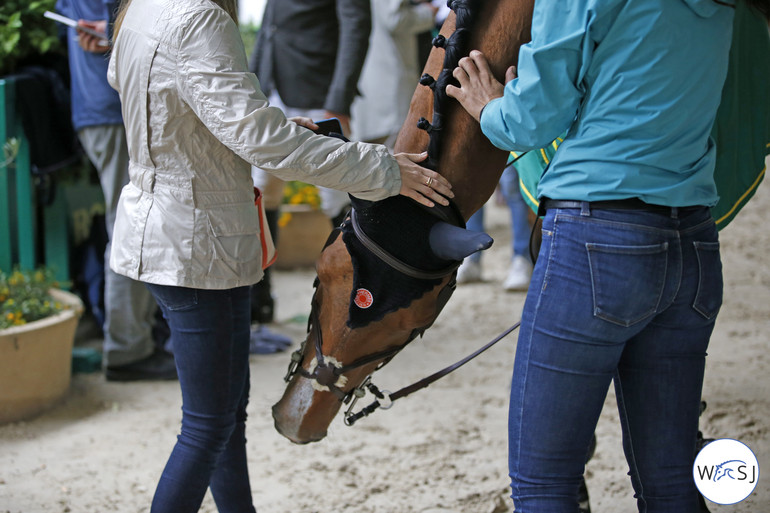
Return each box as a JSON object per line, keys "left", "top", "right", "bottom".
{"left": 285, "top": 294, "right": 407, "bottom": 402}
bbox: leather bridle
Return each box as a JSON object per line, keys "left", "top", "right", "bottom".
{"left": 281, "top": 0, "right": 519, "bottom": 424}
{"left": 282, "top": 204, "right": 520, "bottom": 426}
{"left": 282, "top": 204, "right": 461, "bottom": 399}
{"left": 286, "top": 294, "right": 405, "bottom": 401}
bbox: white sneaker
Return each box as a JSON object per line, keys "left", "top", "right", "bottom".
{"left": 503, "top": 255, "right": 533, "bottom": 291}
{"left": 456, "top": 258, "right": 482, "bottom": 283}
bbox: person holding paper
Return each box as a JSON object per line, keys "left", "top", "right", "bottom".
{"left": 56, "top": 0, "right": 176, "bottom": 381}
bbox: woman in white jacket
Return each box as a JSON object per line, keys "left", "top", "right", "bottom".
{"left": 107, "top": 0, "right": 452, "bottom": 511}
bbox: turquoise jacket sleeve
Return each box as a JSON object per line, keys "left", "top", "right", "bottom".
{"left": 479, "top": 0, "right": 614, "bottom": 151}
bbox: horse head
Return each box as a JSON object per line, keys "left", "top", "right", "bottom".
{"left": 272, "top": 195, "right": 492, "bottom": 443}
{"left": 273, "top": 0, "right": 534, "bottom": 444}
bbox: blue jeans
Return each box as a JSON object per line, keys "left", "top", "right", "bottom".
{"left": 509, "top": 204, "right": 722, "bottom": 512}
{"left": 466, "top": 164, "right": 532, "bottom": 262}
{"left": 145, "top": 284, "right": 256, "bottom": 513}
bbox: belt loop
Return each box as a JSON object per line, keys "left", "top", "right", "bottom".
{"left": 671, "top": 207, "right": 679, "bottom": 219}
{"left": 580, "top": 201, "right": 591, "bottom": 216}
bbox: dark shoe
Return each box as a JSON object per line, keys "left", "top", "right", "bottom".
{"left": 250, "top": 279, "right": 275, "bottom": 324}
{"left": 249, "top": 326, "right": 292, "bottom": 354}
{"left": 105, "top": 350, "right": 178, "bottom": 382}
{"left": 578, "top": 477, "right": 591, "bottom": 513}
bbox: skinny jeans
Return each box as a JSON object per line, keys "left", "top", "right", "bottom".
{"left": 509, "top": 203, "right": 723, "bottom": 512}
{"left": 146, "top": 284, "right": 256, "bottom": 513}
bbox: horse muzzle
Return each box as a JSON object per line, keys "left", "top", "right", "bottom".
{"left": 271, "top": 374, "right": 344, "bottom": 444}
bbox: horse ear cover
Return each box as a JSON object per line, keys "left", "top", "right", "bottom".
{"left": 428, "top": 221, "right": 493, "bottom": 261}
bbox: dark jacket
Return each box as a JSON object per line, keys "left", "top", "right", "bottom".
{"left": 250, "top": 0, "right": 371, "bottom": 115}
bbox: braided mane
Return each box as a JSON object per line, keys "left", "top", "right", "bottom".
{"left": 417, "top": 0, "right": 484, "bottom": 171}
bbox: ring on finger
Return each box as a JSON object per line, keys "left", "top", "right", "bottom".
{"left": 425, "top": 176, "right": 433, "bottom": 188}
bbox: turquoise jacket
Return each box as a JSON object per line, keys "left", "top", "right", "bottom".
{"left": 480, "top": 0, "right": 734, "bottom": 207}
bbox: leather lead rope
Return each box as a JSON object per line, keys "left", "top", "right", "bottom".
{"left": 345, "top": 320, "right": 520, "bottom": 426}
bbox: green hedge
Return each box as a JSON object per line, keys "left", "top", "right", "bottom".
{"left": 1, "top": 0, "right": 64, "bottom": 76}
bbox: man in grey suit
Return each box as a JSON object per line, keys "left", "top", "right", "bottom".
{"left": 247, "top": 0, "right": 371, "bottom": 352}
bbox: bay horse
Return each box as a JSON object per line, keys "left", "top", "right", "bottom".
{"left": 272, "top": 0, "right": 534, "bottom": 444}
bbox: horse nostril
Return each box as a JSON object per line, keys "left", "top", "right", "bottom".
{"left": 314, "top": 364, "right": 339, "bottom": 388}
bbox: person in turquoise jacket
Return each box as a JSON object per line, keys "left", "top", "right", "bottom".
{"left": 446, "top": 0, "right": 758, "bottom": 510}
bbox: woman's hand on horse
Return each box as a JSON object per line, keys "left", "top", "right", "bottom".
{"left": 395, "top": 152, "right": 454, "bottom": 208}
{"left": 446, "top": 50, "right": 516, "bottom": 122}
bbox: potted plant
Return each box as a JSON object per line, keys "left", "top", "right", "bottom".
{"left": 0, "top": 267, "right": 83, "bottom": 424}
{"left": 274, "top": 181, "right": 333, "bottom": 269}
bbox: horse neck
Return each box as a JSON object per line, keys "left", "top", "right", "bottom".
{"left": 394, "top": 0, "right": 534, "bottom": 222}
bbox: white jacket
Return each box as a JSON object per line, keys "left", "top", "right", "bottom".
{"left": 107, "top": 0, "right": 401, "bottom": 289}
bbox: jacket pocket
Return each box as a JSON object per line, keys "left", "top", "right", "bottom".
{"left": 586, "top": 242, "right": 668, "bottom": 327}
{"left": 692, "top": 241, "right": 722, "bottom": 319}
{"left": 206, "top": 204, "right": 261, "bottom": 265}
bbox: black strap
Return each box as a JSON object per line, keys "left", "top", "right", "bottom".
{"left": 541, "top": 198, "right": 706, "bottom": 215}
{"left": 350, "top": 209, "right": 460, "bottom": 280}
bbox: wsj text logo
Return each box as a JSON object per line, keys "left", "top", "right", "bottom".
{"left": 693, "top": 438, "right": 759, "bottom": 505}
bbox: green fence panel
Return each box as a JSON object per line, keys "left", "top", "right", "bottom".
{"left": 0, "top": 76, "right": 69, "bottom": 282}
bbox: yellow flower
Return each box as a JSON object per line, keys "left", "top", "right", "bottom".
{"left": 5, "top": 313, "right": 14, "bottom": 321}
{"left": 278, "top": 212, "right": 292, "bottom": 228}
{"left": 5, "top": 298, "right": 14, "bottom": 306}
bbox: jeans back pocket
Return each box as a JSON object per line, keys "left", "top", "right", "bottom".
{"left": 587, "top": 242, "right": 668, "bottom": 327}
{"left": 692, "top": 241, "right": 722, "bottom": 319}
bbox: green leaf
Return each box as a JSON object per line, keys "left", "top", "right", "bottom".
{"left": 2, "top": 32, "right": 20, "bottom": 55}
{"left": 7, "top": 12, "right": 22, "bottom": 28}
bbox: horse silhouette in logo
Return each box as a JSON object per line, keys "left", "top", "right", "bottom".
{"left": 714, "top": 460, "right": 747, "bottom": 481}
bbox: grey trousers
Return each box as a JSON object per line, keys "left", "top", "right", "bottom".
{"left": 78, "top": 125, "right": 158, "bottom": 367}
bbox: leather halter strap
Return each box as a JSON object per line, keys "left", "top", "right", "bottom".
{"left": 294, "top": 296, "right": 405, "bottom": 401}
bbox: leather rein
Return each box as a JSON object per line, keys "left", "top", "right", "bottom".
{"left": 282, "top": 204, "right": 520, "bottom": 426}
